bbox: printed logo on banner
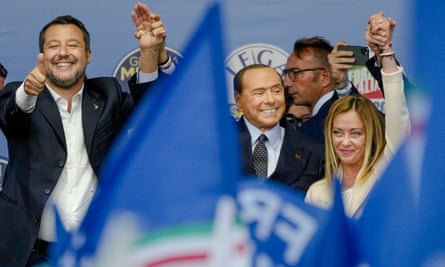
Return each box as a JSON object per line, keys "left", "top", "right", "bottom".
{"left": 224, "top": 44, "right": 289, "bottom": 119}
{"left": 112, "top": 47, "right": 183, "bottom": 92}
{"left": 348, "top": 65, "right": 385, "bottom": 112}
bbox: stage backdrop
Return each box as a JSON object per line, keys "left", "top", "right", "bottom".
{"left": 0, "top": 0, "right": 412, "bottom": 181}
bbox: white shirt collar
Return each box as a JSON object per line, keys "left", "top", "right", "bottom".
{"left": 243, "top": 117, "right": 282, "bottom": 150}
{"left": 46, "top": 83, "right": 84, "bottom": 110}
{"left": 312, "top": 90, "right": 335, "bottom": 116}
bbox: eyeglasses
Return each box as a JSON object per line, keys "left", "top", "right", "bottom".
{"left": 282, "top": 67, "right": 325, "bottom": 82}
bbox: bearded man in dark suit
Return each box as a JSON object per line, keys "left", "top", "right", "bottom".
{"left": 0, "top": 3, "right": 175, "bottom": 266}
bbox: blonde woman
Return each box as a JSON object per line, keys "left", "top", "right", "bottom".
{"left": 305, "top": 12, "right": 411, "bottom": 217}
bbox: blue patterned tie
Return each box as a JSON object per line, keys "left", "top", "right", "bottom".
{"left": 253, "top": 134, "right": 268, "bottom": 179}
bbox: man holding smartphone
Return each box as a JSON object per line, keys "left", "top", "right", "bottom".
{"left": 328, "top": 41, "right": 365, "bottom": 97}
{"left": 283, "top": 36, "right": 362, "bottom": 143}
{"left": 283, "top": 35, "right": 397, "bottom": 143}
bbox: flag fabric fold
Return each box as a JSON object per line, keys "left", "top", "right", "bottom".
{"left": 52, "top": 3, "right": 249, "bottom": 266}
{"left": 237, "top": 178, "right": 357, "bottom": 267}
{"left": 414, "top": 0, "right": 445, "bottom": 263}
{"left": 353, "top": 139, "right": 421, "bottom": 267}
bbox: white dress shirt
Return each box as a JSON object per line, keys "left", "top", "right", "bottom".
{"left": 40, "top": 86, "right": 97, "bottom": 241}
{"left": 14, "top": 62, "right": 176, "bottom": 241}
{"left": 16, "top": 83, "right": 96, "bottom": 241}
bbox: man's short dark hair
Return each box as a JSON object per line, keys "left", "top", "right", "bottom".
{"left": 39, "top": 15, "right": 91, "bottom": 53}
{"left": 293, "top": 36, "right": 333, "bottom": 68}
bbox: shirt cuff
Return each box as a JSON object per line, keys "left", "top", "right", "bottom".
{"left": 137, "top": 55, "right": 177, "bottom": 83}
{"left": 16, "top": 81, "right": 37, "bottom": 113}
{"left": 137, "top": 69, "right": 159, "bottom": 83}
{"left": 335, "top": 83, "right": 353, "bottom": 97}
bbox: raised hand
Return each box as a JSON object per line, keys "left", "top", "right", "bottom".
{"left": 132, "top": 3, "right": 166, "bottom": 51}
{"left": 131, "top": 2, "right": 168, "bottom": 72}
{"left": 366, "top": 11, "right": 398, "bottom": 73}
{"left": 24, "top": 53, "right": 47, "bottom": 96}
{"left": 328, "top": 41, "right": 355, "bottom": 88}
{"left": 365, "top": 11, "right": 396, "bottom": 57}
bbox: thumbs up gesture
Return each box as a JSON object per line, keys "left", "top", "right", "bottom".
{"left": 24, "top": 53, "right": 47, "bottom": 96}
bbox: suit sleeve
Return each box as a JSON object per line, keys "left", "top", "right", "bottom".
{"left": 128, "top": 72, "right": 170, "bottom": 104}
{"left": 0, "top": 81, "right": 31, "bottom": 136}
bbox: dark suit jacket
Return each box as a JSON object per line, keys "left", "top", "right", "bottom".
{"left": 297, "top": 86, "right": 360, "bottom": 144}
{"left": 366, "top": 56, "right": 414, "bottom": 96}
{"left": 0, "top": 77, "right": 155, "bottom": 266}
{"left": 297, "top": 96, "right": 335, "bottom": 144}
{"left": 238, "top": 118, "right": 325, "bottom": 194}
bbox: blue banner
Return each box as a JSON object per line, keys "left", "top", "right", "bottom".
{"left": 415, "top": 0, "right": 445, "bottom": 264}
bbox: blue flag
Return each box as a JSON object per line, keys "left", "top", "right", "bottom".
{"left": 298, "top": 179, "right": 358, "bottom": 267}
{"left": 353, "top": 139, "right": 421, "bottom": 267}
{"left": 237, "top": 178, "right": 357, "bottom": 267}
{"left": 52, "top": 3, "right": 250, "bottom": 266}
{"left": 417, "top": 94, "right": 445, "bottom": 263}
{"left": 349, "top": 3, "right": 443, "bottom": 264}
{"left": 415, "top": 0, "right": 445, "bottom": 264}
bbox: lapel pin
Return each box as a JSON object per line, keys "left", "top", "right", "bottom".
{"left": 93, "top": 104, "right": 100, "bottom": 110}
{"left": 295, "top": 154, "right": 301, "bottom": 160}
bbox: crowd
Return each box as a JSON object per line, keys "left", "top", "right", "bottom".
{"left": 0, "top": 2, "right": 410, "bottom": 266}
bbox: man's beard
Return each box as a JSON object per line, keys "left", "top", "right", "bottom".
{"left": 46, "top": 67, "right": 86, "bottom": 89}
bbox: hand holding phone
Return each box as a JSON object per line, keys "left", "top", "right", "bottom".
{"left": 337, "top": 45, "right": 370, "bottom": 65}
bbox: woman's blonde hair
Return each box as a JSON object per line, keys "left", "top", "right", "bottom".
{"left": 323, "top": 95, "right": 386, "bottom": 184}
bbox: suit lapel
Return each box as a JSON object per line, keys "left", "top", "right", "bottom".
{"left": 37, "top": 89, "right": 66, "bottom": 147}
{"left": 82, "top": 88, "right": 103, "bottom": 154}
{"left": 272, "top": 129, "right": 311, "bottom": 183}
{"left": 238, "top": 119, "right": 255, "bottom": 174}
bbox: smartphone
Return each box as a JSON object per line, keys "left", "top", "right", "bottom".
{"left": 338, "top": 45, "right": 369, "bottom": 65}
